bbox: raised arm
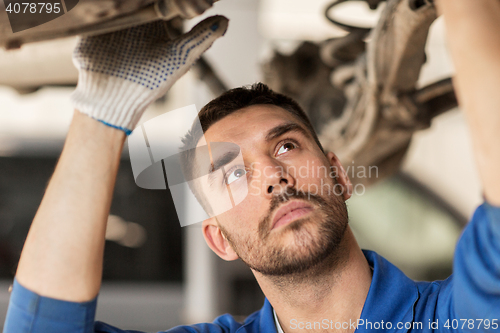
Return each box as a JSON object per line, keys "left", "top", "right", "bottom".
{"left": 15, "top": 112, "right": 125, "bottom": 301}
{"left": 428, "top": 2, "right": 500, "bottom": 328}
{"left": 436, "top": 0, "right": 500, "bottom": 206}
{"left": 9, "top": 16, "right": 228, "bottom": 306}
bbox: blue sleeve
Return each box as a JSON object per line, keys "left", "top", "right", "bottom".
{"left": 3, "top": 278, "right": 98, "bottom": 333}
{"left": 2, "top": 279, "right": 245, "bottom": 333}
{"left": 453, "top": 202, "right": 500, "bottom": 325}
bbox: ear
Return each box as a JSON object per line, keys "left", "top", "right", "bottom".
{"left": 326, "top": 151, "right": 353, "bottom": 201}
{"left": 202, "top": 217, "right": 239, "bottom": 261}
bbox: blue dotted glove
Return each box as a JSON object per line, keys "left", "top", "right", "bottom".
{"left": 70, "top": 15, "right": 228, "bottom": 134}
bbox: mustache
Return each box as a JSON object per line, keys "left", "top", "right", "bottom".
{"left": 258, "top": 187, "right": 329, "bottom": 239}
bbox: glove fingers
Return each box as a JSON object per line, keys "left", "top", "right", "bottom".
{"left": 170, "top": 15, "right": 229, "bottom": 68}
{"left": 71, "top": 16, "right": 228, "bottom": 134}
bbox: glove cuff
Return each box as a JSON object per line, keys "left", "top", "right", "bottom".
{"left": 70, "top": 70, "right": 152, "bottom": 133}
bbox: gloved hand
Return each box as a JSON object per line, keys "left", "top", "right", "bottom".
{"left": 70, "top": 15, "right": 228, "bottom": 134}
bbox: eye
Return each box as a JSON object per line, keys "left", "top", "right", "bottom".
{"left": 276, "top": 141, "right": 298, "bottom": 156}
{"left": 225, "top": 167, "right": 247, "bottom": 185}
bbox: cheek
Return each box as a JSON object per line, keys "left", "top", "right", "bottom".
{"left": 218, "top": 195, "right": 262, "bottom": 233}
{"left": 247, "top": 168, "right": 267, "bottom": 197}
{"left": 289, "top": 158, "right": 333, "bottom": 188}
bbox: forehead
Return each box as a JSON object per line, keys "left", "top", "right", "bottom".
{"left": 198, "top": 104, "right": 306, "bottom": 146}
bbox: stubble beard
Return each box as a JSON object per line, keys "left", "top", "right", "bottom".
{"left": 220, "top": 180, "right": 349, "bottom": 277}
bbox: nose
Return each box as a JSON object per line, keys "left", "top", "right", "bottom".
{"left": 262, "top": 161, "right": 296, "bottom": 197}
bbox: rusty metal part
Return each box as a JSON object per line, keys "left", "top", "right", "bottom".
{"left": 326, "top": 0, "right": 447, "bottom": 186}
{"left": 320, "top": 28, "right": 367, "bottom": 68}
{"left": 412, "top": 78, "right": 457, "bottom": 121}
{"left": 265, "top": 0, "right": 457, "bottom": 187}
{"left": 0, "top": 7, "right": 228, "bottom": 100}
{"left": 263, "top": 42, "right": 347, "bottom": 136}
{"left": 366, "top": 0, "right": 386, "bottom": 10}
{"left": 0, "top": 0, "right": 216, "bottom": 49}
{"left": 159, "top": 0, "right": 214, "bottom": 19}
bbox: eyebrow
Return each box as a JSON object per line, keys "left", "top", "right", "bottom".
{"left": 265, "top": 122, "right": 311, "bottom": 142}
{"left": 206, "top": 149, "right": 240, "bottom": 188}
{"left": 209, "top": 150, "right": 240, "bottom": 174}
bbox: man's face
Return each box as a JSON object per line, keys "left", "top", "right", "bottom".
{"left": 199, "top": 104, "right": 349, "bottom": 276}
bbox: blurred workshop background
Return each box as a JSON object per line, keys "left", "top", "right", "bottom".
{"left": 0, "top": 0, "right": 482, "bottom": 331}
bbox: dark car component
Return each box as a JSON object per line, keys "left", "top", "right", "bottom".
{"left": 264, "top": 0, "right": 456, "bottom": 186}
{"left": 0, "top": 0, "right": 216, "bottom": 49}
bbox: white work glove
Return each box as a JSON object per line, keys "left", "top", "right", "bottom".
{"left": 70, "top": 15, "right": 228, "bottom": 134}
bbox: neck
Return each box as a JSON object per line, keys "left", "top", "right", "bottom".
{"left": 254, "top": 226, "right": 372, "bottom": 333}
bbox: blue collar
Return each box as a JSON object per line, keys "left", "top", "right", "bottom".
{"left": 357, "top": 250, "right": 419, "bottom": 332}
{"left": 246, "top": 250, "right": 419, "bottom": 333}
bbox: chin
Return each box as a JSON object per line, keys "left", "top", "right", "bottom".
{"left": 275, "top": 218, "right": 322, "bottom": 247}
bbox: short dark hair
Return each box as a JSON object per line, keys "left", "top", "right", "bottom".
{"left": 179, "top": 82, "right": 323, "bottom": 215}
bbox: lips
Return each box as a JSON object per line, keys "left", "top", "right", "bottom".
{"left": 271, "top": 200, "right": 314, "bottom": 230}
